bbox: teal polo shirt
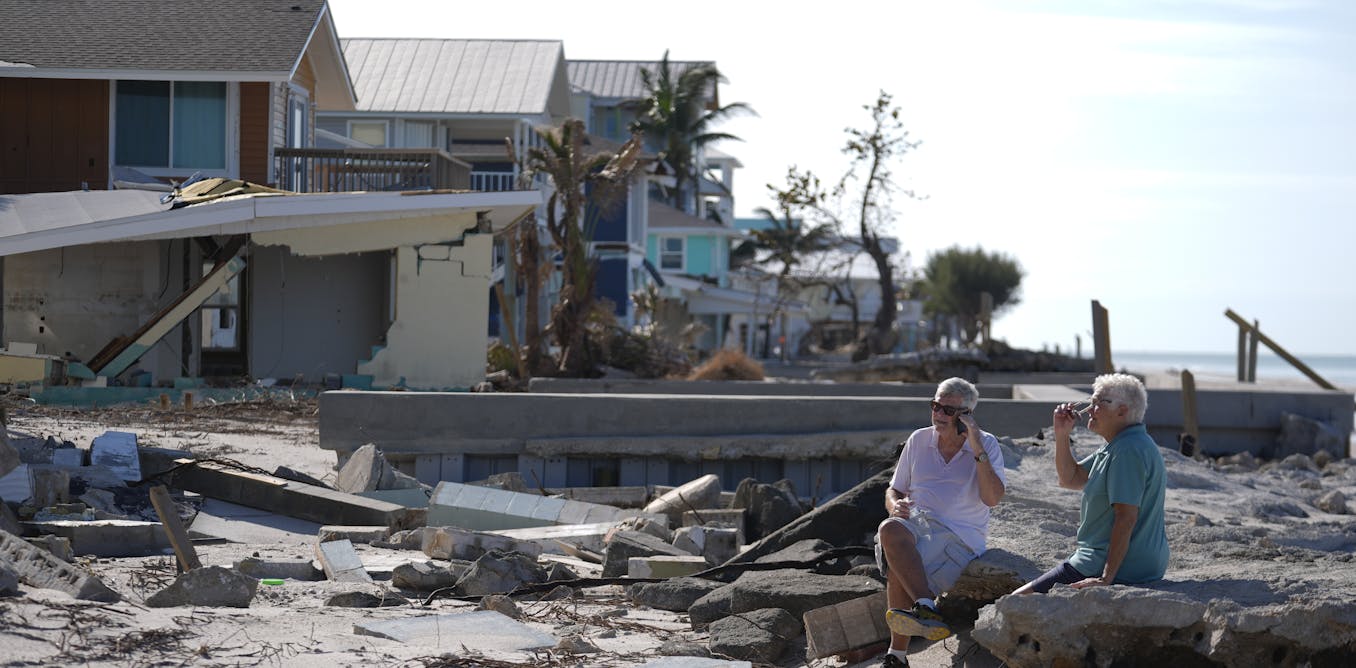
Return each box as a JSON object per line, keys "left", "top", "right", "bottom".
{"left": 1068, "top": 423, "right": 1169, "bottom": 583}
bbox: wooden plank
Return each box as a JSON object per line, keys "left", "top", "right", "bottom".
{"left": 1091, "top": 300, "right": 1113, "bottom": 374}
{"left": 1225, "top": 309, "right": 1337, "bottom": 390}
{"left": 804, "top": 591, "right": 889, "bottom": 659}
{"left": 1180, "top": 370, "right": 1200, "bottom": 457}
{"left": 148, "top": 485, "right": 201, "bottom": 572}
{"left": 1247, "top": 319, "right": 1260, "bottom": 382}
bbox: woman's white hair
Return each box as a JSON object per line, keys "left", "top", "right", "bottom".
{"left": 1094, "top": 373, "right": 1148, "bottom": 423}
{"left": 935, "top": 377, "right": 980, "bottom": 410}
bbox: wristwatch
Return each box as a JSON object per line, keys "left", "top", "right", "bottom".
{"left": 974, "top": 451, "right": 988, "bottom": 464}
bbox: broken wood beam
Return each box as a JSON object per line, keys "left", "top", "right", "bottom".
{"left": 148, "top": 485, "right": 201, "bottom": 572}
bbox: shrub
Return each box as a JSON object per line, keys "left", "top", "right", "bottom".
{"left": 688, "top": 349, "right": 764, "bottom": 381}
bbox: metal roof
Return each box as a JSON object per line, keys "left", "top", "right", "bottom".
{"left": 0, "top": 0, "right": 328, "bottom": 73}
{"left": 567, "top": 60, "right": 717, "bottom": 103}
{"left": 342, "top": 39, "right": 569, "bottom": 116}
{"left": 648, "top": 201, "right": 739, "bottom": 234}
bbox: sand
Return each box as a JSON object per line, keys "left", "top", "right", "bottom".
{"left": 3, "top": 395, "right": 1355, "bottom": 667}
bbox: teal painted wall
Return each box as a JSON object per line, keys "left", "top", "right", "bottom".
{"left": 687, "top": 236, "right": 714, "bottom": 276}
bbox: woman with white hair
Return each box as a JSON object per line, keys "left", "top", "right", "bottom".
{"left": 1014, "top": 373, "right": 1169, "bottom": 594}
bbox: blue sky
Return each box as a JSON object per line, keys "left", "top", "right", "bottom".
{"left": 329, "top": 0, "right": 1356, "bottom": 357}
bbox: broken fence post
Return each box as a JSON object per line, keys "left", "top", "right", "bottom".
{"left": 148, "top": 485, "right": 201, "bottom": 571}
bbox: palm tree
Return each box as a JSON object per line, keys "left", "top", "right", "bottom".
{"left": 632, "top": 50, "right": 753, "bottom": 213}
{"left": 512, "top": 119, "right": 643, "bottom": 376}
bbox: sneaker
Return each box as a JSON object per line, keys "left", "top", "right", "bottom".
{"left": 885, "top": 604, "right": 952, "bottom": 641}
{"left": 880, "top": 653, "right": 909, "bottom": 667}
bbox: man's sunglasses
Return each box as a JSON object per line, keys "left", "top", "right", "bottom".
{"left": 929, "top": 400, "right": 971, "bottom": 417}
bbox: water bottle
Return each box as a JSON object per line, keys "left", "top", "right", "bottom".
{"left": 911, "top": 504, "right": 933, "bottom": 541}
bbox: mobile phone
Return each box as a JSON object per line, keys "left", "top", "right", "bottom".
{"left": 956, "top": 420, "right": 967, "bottom": 435}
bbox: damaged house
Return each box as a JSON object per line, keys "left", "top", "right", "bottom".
{"left": 0, "top": 0, "right": 539, "bottom": 392}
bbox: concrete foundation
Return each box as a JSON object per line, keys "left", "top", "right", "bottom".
{"left": 318, "top": 384, "right": 1354, "bottom": 498}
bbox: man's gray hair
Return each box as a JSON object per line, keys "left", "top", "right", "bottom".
{"left": 935, "top": 377, "right": 979, "bottom": 410}
{"left": 1094, "top": 373, "right": 1148, "bottom": 423}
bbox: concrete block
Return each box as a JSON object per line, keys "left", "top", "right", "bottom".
{"left": 503, "top": 491, "right": 542, "bottom": 519}
{"left": 26, "top": 519, "right": 172, "bottom": 557}
{"left": 315, "top": 539, "right": 372, "bottom": 583}
{"left": 50, "top": 448, "right": 83, "bottom": 467}
{"left": 29, "top": 466, "right": 70, "bottom": 507}
{"left": 234, "top": 556, "right": 324, "bottom": 581}
{"left": 627, "top": 555, "right": 709, "bottom": 578}
{"left": 583, "top": 504, "right": 625, "bottom": 524}
{"left": 89, "top": 431, "right": 140, "bottom": 481}
{"left": 803, "top": 591, "right": 890, "bottom": 659}
{"left": 683, "top": 508, "right": 747, "bottom": 545}
{"left": 489, "top": 521, "right": 618, "bottom": 554}
{"left": 318, "top": 525, "right": 390, "bottom": 545}
{"left": 356, "top": 488, "right": 431, "bottom": 508}
{"left": 354, "top": 610, "right": 555, "bottom": 650}
{"left": 25, "top": 535, "right": 72, "bottom": 562}
{"left": 420, "top": 525, "right": 543, "bottom": 561}
{"left": 0, "top": 530, "right": 119, "bottom": 601}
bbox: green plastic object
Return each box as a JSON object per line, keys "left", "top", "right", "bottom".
{"left": 260, "top": 578, "right": 285, "bottom": 586}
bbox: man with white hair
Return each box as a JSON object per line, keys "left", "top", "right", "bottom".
{"left": 875, "top": 377, "right": 1006, "bottom": 667}
{"left": 1014, "top": 373, "right": 1169, "bottom": 594}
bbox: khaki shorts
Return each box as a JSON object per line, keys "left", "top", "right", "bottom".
{"left": 875, "top": 516, "right": 977, "bottom": 595}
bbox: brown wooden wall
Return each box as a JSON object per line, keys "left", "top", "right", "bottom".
{"left": 0, "top": 78, "right": 109, "bottom": 194}
{"left": 239, "top": 82, "right": 271, "bottom": 185}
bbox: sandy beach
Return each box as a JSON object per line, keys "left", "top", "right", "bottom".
{"left": 3, "top": 391, "right": 1355, "bottom": 667}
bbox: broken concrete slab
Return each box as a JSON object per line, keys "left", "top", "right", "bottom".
{"left": 0, "top": 529, "right": 119, "bottom": 601}
{"left": 336, "top": 443, "right": 425, "bottom": 493}
{"left": 89, "top": 430, "right": 141, "bottom": 481}
{"left": 803, "top": 591, "right": 889, "bottom": 660}
{"left": 602, "top": 530, "right": 697, "bottom": 578}
{"left": 0, "top": 561, "right": 17, "bottom": 596}
{"left": 421, "top": 525, "right": 544, "bottom": 562}
{"left": 170, "top": 459, "right": 417, "bottom": 530}
{"left": 672, "top": 525, "right": 739, "bottom": 565}
{"left": 23, "top": 535, "right": 72, "bottom": 562}
{"left": 318, "top": 525, "right": 390, "bottom": 545}
{"left": 50, "top": 448, "right": 83, "bottom": 468}
{"left": 146, "top": 565, "right": 258, "bottom": 608}
{"left": 427, "top": 480, "right": 661, "bottom": 531}
{"left": 233, "top": 557, "right": 324, "bottom": 581}
{"left": 555, "top": 485, "right": 648, "bottom": 507}
{"left": 455, "top": 549, "right": 548, "bottom": 596}
{"left": 707, "top": 607, "right": 800, "bottom": 663}
{"left": 732, "top": 478, "right": 805, "bottom": 542}
{"left": 353, "top": 610, "right": 556, "bottom": 651}
{"left": 316, "top": 539, "right": 373, "bottom": 583}
{"left": 488, "top": 520, "right": 618, "bottom": 554}
{"left": 682, "top": 508, "right": 746, "bottom": 545}
{"left": 725, "top": 469, "right": 890, "bottom": 565}
{"left": 24, "top": 519, "right": 172, "bottom": 557}
{"left": 392, "top": 560, "right": 467, "bottom": 592}
{"left": 628, "top": 555, "right": 709, "bottom": 579}
{"left": 644, "top": 474, "right": 722, "bottom": 526}
{"left": 477, "top": 593, "right": 522, "bottom": 619}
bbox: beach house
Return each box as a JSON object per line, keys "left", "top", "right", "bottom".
{"left": 0, "top": 0, "right": 539, "bottom": 392}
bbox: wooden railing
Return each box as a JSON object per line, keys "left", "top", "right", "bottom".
{"left": 1226, "top": 308, "right": 1337, "bottom": 390}
{"left": 272, "top": 148, "right": 472, "bottom": 193}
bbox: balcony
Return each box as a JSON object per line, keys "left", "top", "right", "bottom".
{"left": 470, "top": 171, "right": 518, "bottom": 192}
{"left": 272, "top": 148, "right": 472, "bottom": 193}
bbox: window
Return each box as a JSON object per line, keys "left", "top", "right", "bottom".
{"left": 402, "top": 121, "right": 434, "bottom": 148}
{"left": 115, "top": 81, "right": 227, "bottom": 169}
{"left": 200, "top": 261, "right": 240, "bottom": 350}
{"left": 659, "top": 237, "right": 684, "bottom": 270}
{"left": 350, "top": 120, "right": 388, "bottom": 147}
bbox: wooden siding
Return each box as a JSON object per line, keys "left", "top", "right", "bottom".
{"left": 239, "top": 82, "right": 270, "bottom": 184}
{"left": 0, "top": 78, "right": 109, "bottom": 194}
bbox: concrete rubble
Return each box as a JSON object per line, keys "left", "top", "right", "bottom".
{"left": 1, "top": 395, "right": 1355, "bottom": 667}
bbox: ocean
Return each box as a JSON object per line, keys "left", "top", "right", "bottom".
{"left": 1114, "top": 350, "right": 1356, "bottom": 392}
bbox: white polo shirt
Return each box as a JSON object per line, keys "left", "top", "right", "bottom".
{"left": 888, "top": 426, "right": 1006, "bottom": 556}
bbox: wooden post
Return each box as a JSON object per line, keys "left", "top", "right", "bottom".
{"left": 1237, "top": 325, "right": 1247, "bottom": 382}
{"left": 1247, "top": 319, "right": 1260, "bottom": 382}
{"left": 1179, "top": 370, "right": 1200, "bottom": 457}
{"left": 979, "top": 291, "right": 993, "bottom": 346}
{"left": 148, "top": 485, "right": 201, "bottom": 572}
{"left": 1091, "top": 300, "right": 1113, "bottom": 374}
{"left": 1224, "top": 309, "right": 1337, "bottom": 390}
{"left": 183, "top": 392, "right": 194, "bottom": 411}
